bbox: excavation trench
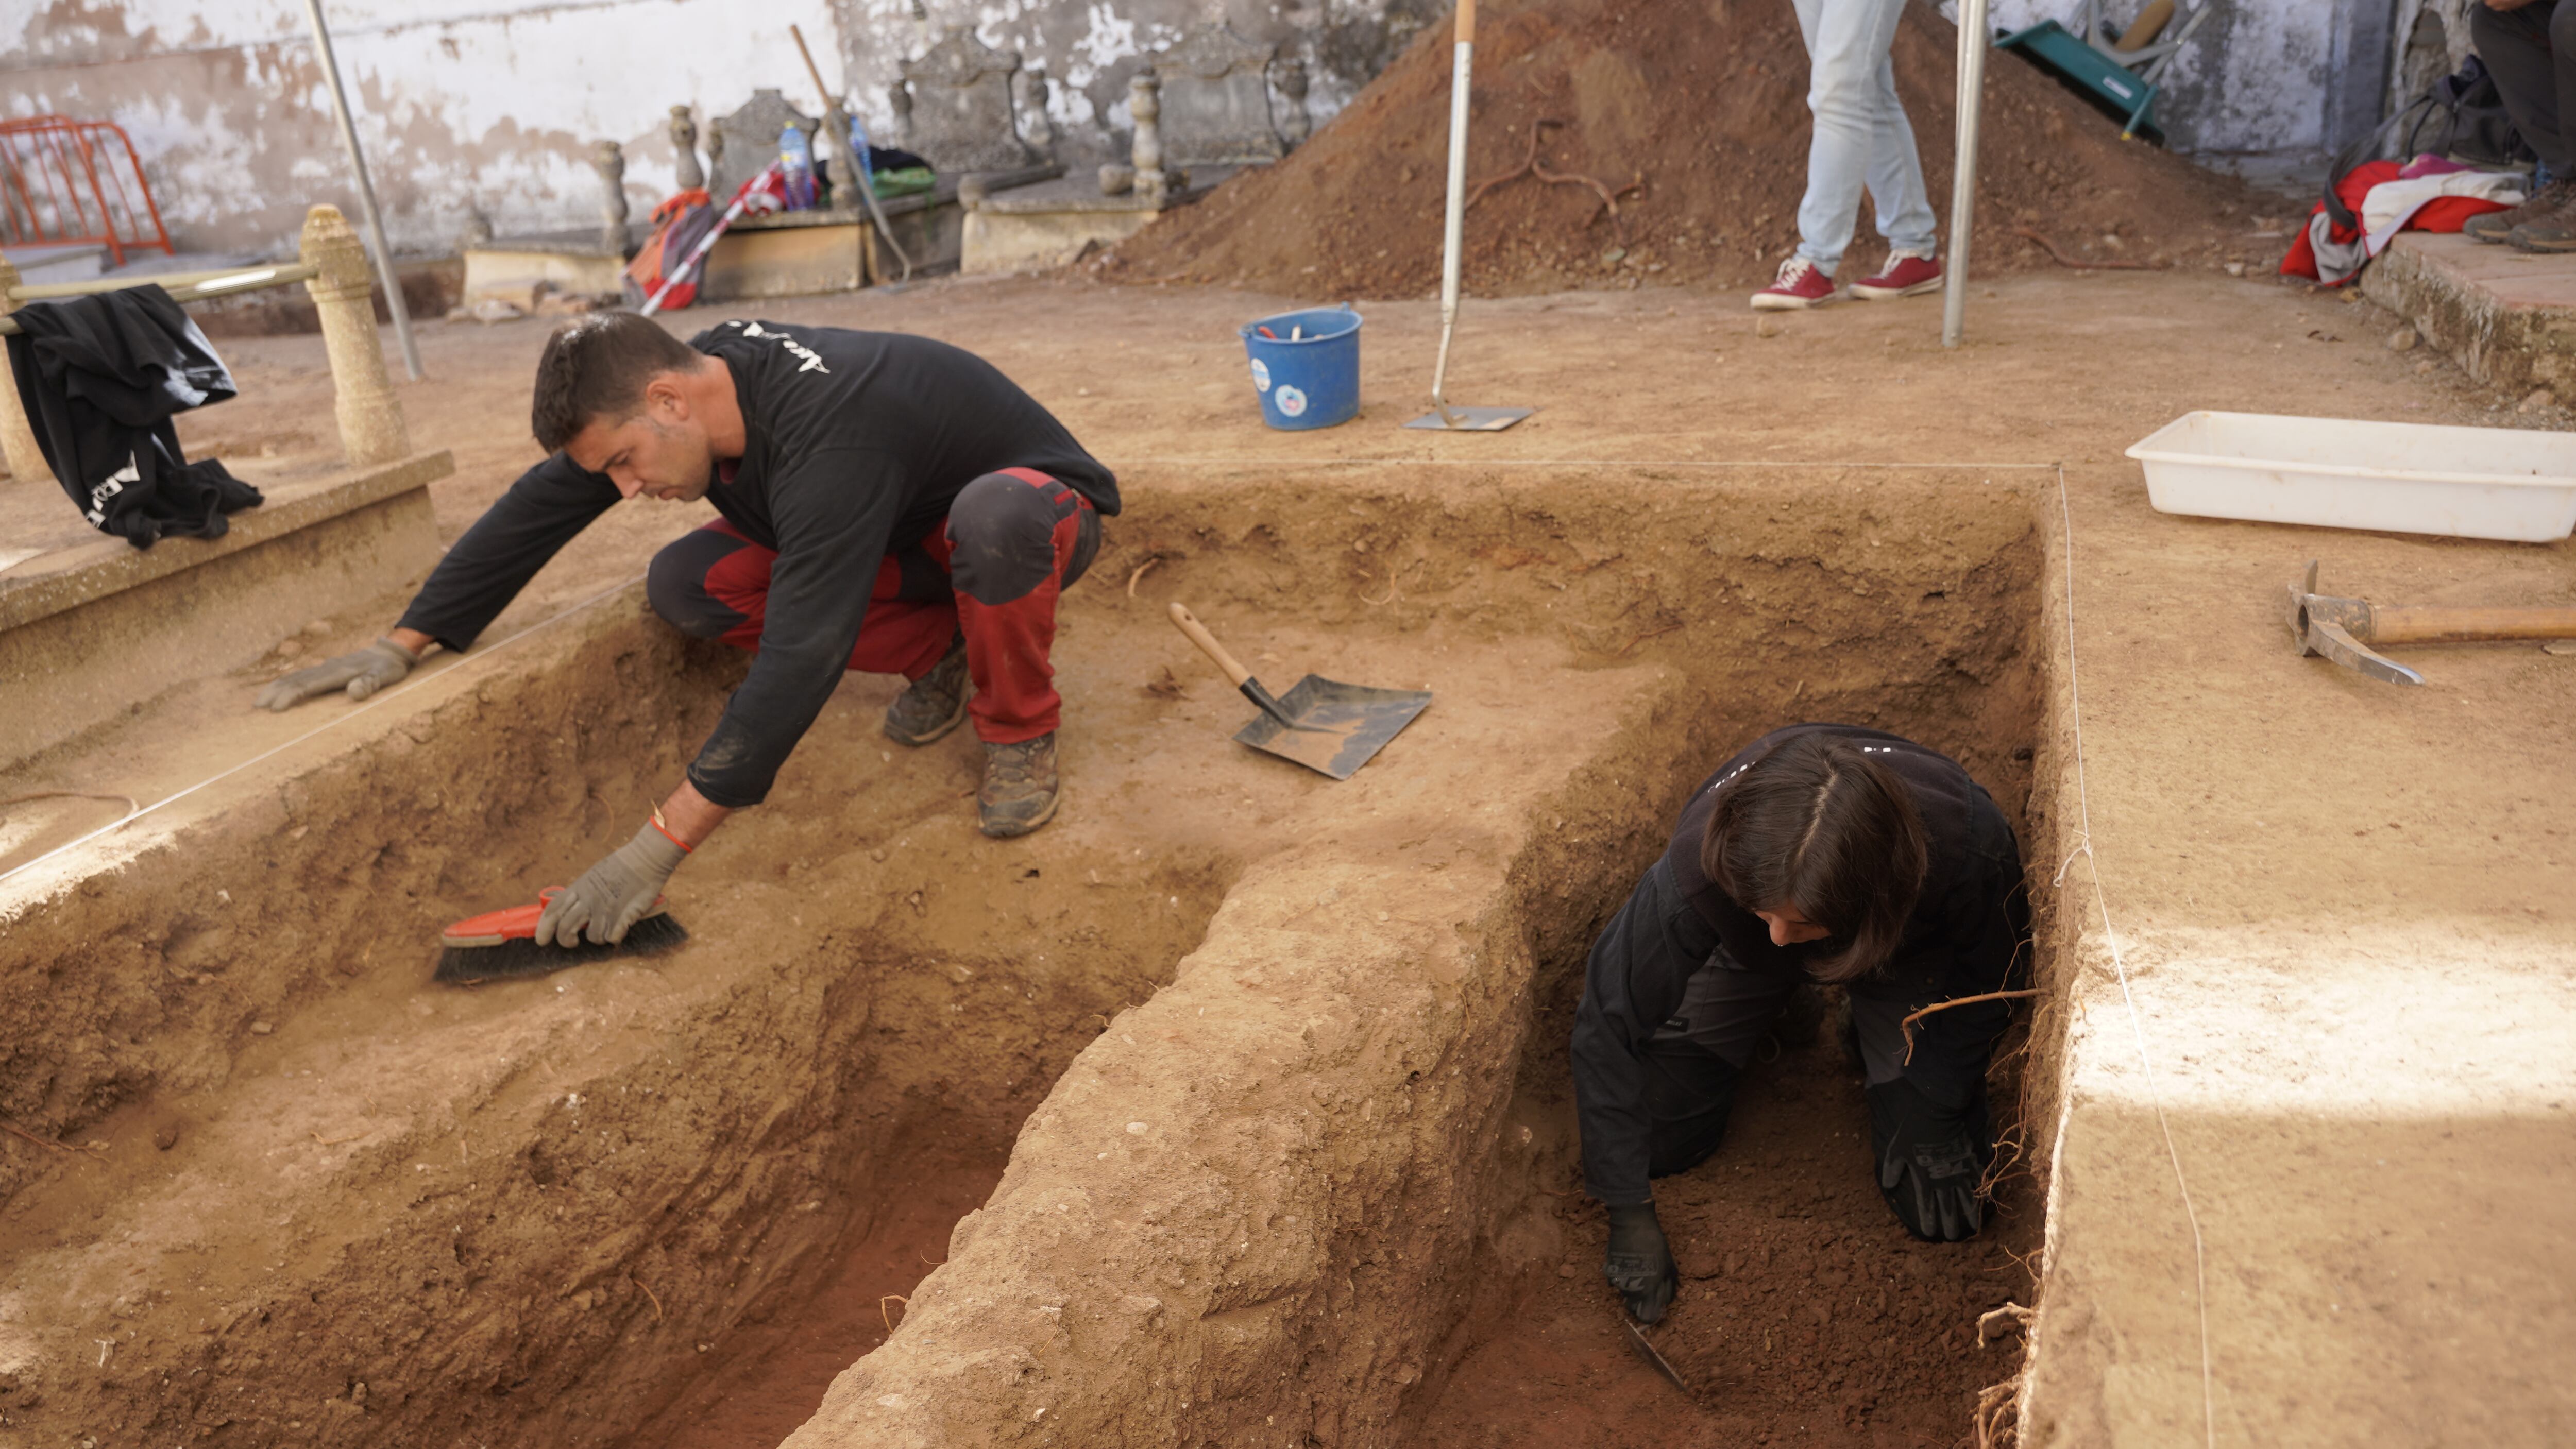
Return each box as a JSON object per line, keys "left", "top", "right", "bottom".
{"left": 0, "top": 470, "right": 2053, "bottom": 1448}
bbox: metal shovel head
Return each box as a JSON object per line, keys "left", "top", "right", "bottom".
{"left": 1233, "top": 673, "right": 1432, "bottom": 779}
{"left": 1403, "top": 404, "right": 1535, "bottom": 432}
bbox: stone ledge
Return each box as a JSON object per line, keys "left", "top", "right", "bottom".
{"left": 2361, "top": 233, "right": 2576, "bottom": 397}
{"left": 0, "top": 450, "right": 453, "bottom": 634}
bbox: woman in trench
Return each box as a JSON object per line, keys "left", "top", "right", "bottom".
{"left": 1568, "top": 723, "right": 2030, "bottom": 1323}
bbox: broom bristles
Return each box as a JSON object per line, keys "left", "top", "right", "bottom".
{"left": 433, "top": 912, "right": 689, "bottom": 985}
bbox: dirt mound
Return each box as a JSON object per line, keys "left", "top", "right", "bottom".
{"left": 1101, "top": 0, "right": 2269, "bottom": 297}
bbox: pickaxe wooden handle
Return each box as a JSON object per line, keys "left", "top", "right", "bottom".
{"left": 2285, "top": 560, "right": 2576, "bottom": 686}
{"left": 2363, "top": 604, "right": 2576, "bottom": 643}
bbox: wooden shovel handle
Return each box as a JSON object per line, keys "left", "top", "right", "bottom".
{"left": 1167, "top": 603, "right": 1253, "bottom": 687}
{"left": 1457, "top": 0, "right": 1475, "bottom": 44}
{"left": 2370, "top": 604, "right": 2576, "bottom": 644}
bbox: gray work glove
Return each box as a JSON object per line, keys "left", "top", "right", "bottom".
{"left": 256, "top": 637, "right": 419, "bottom": 711}
{"left": 536, "top": 823, "right": 689, "bottom": 946}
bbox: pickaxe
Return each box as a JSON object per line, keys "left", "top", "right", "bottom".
{"left": 2284, "top": 560, "right": 2576, "bottom": 686}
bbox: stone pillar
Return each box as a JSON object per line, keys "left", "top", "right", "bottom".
{"left": 299, "top": 204, "right": 411, "bottom": 468}
{"left": 1129, "top": 73, "right": 1182, "bottom": 206}
{"left": 594, "top": 140, "right": 630, "bottom": 255}
{"left": 886, "top": 82, "right": 913, "bottom": 147}
{"left": 669, "top": 105, "right": 705, "bottom": 192}
{"left": 0, "top": 258, "right": 49, "bottom": 484}
{"left": 1017, "top": 65, "right": 1056, "bottom": 152}
{"left": 820, "top": 105, "right": 861, "bottom": 213}
{"left": 1129, "top": 72, "right": 1164, "bottom": 176}
{"left": 1274, "top": 59, "right": 1312, "bottom": 147}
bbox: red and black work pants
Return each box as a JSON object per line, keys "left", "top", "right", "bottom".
{"left": 643, "top": 468, "right": 1100, "bottom": 743}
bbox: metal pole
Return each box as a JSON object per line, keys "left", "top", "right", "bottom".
{"left": 300, "top": 0, "right": 422, "bottom": 381}
{"left": 1940, "top": 0, "right": 1990, "bottom": 350}
{"left": 1428, "top": 0, "right": 1476, "bottom": 421}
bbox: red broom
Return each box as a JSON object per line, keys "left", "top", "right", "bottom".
{"left": 434, "top": 887, "right": 688, "bottom": 985}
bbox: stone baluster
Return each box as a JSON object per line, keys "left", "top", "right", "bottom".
{"left": 594, "top": 140, "right": 630, "bottom": 255}
{"left": 816, "top": 102, "right": 872, "bottom": 214}
{"left": 887, "top": 82, "right": 913, "bottom": 147}
{"left": 298, "top": 204, "right": 410, "bottom": 468}
{"left": 1130, "top": 72, "right": 1178, "bottom": 204}
{"left": 0, "top": 257, "right": 50, "bottom": 484}
{"left": 1274, "top": 58, "right": 1312, "bottom": 147}
{"left": 669, "top": 105, "right": 705, "bottom": 191}
{"left": 1017, "top": 65, "right": 1056, "bottom": 152}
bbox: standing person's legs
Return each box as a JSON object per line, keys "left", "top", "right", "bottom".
{"left": 1790, "top": 0, "right": 1918, "bottom": 276}
{"left": 1860, "top": 49, "right": 1939, "bottom": 257}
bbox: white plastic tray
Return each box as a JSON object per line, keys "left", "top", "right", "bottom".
{"left": 2125, "top": 411, "right": 2576, "bottom": 542}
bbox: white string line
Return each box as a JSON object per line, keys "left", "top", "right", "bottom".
{"left": 2047, "top": 463, "right": 2216, "bottom": 1449}
{"left": 1107, "top": 456, "right": 2060, "bottom": 471}
{"left": 0, "top": 573, "right": 646, "bottom": 892}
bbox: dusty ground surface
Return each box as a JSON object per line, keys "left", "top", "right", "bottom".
{"left": 1107, "top": 0, "right": 2281, "bottom": 297}
{"left": 1, "top": 259, "right": 2570, "bottom": 1449}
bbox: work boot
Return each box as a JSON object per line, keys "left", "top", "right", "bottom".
{"left": 883, "top": 633, "right": 970, "bottom": 745}
{"left": 1752, "top": 256, "right": 1839, "bottom": 310}
{"left": 2466, "top": 177, "right": 2576, "bottom": 244}
{"left": 2507, "top": 186, "right": 2576, "bottom": 253}
{"left": 978, "top": 731, "right": 1060, "bottom": 838}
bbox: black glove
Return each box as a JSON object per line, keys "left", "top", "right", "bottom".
{"left": 1868, "top": 1077, "right": 1991, "bottom": 1242}
{"left": 1603, "top": 1202, "right": 1679, "bottom": 1323}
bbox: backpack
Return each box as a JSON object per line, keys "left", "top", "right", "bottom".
{"left": 622, "top": 190, "right": 718, "bottom": 311}
{"left": 2324, "top": 57, "right": 2532, "bottom": 231}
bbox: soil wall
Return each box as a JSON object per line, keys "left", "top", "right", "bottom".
{"left": 2, "top": 467, "right": 2056, "bottom": 1448}
{"left": 784, "top": 466, "right": 2052, "bottom": 1446}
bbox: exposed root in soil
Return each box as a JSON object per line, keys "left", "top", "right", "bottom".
{"left": 1467, "top": 119, "right": 1641, "bottom": 246}
{"left": 2011, "top": 226, "right": 2159, "bottom": 271}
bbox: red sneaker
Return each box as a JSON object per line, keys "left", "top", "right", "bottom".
{"left": 1752, "top": 257, "right": 1839, "bottom": 310}
{"left": 1851, "top": 250, "right": 1942, "bottom": 299}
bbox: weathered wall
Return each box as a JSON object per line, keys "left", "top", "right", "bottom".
{"left": 1978, "top": 0, "right": 2395, "bottom": 163}
{"left": 0, "top": 0, "right": 1430, "bottom": 259}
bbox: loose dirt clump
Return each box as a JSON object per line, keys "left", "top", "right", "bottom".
{"left": 1103, "top": 0, "right": 2273, "bottom": 297}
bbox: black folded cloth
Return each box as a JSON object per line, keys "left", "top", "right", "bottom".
{"left": 7, "top": 283, "right": 261, "bottom": 549}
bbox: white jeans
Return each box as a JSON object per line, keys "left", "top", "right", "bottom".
{"left": 1791, "top": 0, "right": 1939, "bottom": 276}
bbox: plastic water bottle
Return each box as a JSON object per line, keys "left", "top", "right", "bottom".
{"left": 848, "top": 112, "right": 877, "bottom": 194}
{"left": 778, "top": 123, "right": 815, "bottom": 210}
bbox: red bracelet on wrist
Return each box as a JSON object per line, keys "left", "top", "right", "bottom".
{"left": 648, "top": 808, "right": 693, "bottom": 854}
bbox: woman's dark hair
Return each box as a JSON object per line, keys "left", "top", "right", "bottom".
{"left": 530, "top": 311, "right": 704, "bottom": 451}
{"left": 1700, "top": 732, "right": 1928, "bottom": 983}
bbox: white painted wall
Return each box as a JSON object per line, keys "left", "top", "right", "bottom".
{"left": 1978, "top": 0, "right": 2393, "bottom": 162}
{"left": 1, "top": 0, "right": 1420, "bottom": 259}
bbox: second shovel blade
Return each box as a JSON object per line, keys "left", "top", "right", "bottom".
{"left": 1232, "top": 674, "right": 1432, "bottom": 780}
{"left": 1403, "top": 404, "right": 1535, "bottom": 431}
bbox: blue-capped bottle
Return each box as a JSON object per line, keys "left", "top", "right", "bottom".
{"left": 778, "top": 123, "right": 815, "bottom": 210}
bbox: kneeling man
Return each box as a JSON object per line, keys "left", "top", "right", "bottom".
{"left": 259, "top": 312, "right": 1115, "bottom": 941}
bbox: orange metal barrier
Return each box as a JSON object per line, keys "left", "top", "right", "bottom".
{"left": 0, "top": 114, "right": 175, "bottom": 267}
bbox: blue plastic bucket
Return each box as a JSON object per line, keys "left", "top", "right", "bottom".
{"left": 1239, "top": 306, "right": 1362, "bottom": 430}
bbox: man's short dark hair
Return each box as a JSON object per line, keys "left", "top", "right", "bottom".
{"left": 1700, "top": 731, "right": 1928, "bottom": 983}
{"left": 530, "top": 311, "right": 705, "bottom": 452}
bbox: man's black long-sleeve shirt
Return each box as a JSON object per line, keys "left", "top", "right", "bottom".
{"left": 1570, "top": 724, "right": 2029, "bottom": 1206}
{"left": 395, "top": 321, "right": 1116, "bottom": 807}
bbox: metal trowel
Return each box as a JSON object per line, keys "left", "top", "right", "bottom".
{"left": 1166, "top": 603, "right": 1432, "bottom": 780}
